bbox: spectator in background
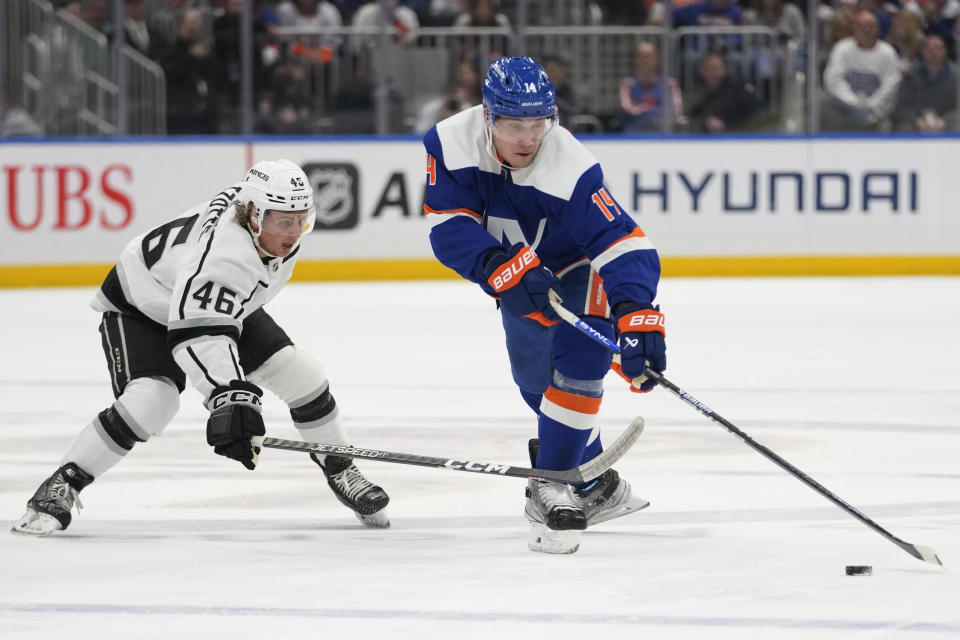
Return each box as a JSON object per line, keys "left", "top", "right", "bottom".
{"left": 256, "top": 55, "right": 315, "bottom": 133}
{"left": 426, "top": 0, "right": 466, "bottom": 25}
{"left": 597, "top": 0, "right": 648, "bottom": 25}
{"left": 892, "top": 34, "right": 957, "bottom": 131}
{"left": 452, "top": 0, "right": 511, "bottom": 61}
{"left": 672, "top": 0, "right": 743, "bottom": 55}
{"left": 453, "top": 0, "right": 510, "bottom": 28}
{"left": 820, "top": 10, "right": 902, "bottom": 131}
{"left": 213, "top": 0, "right": 270, "bottom": 133}
{"left": 904, "top": 0, "right": 960, "bottom": 58}
{"left": 856, "top": 0, "right": 892, "bottom": 39}
{"left": 645, "top": 0, "right": 702, "bottom": 26}
{"left": 1, "top": 93, "right": 44, "bottom": 137}
{"left": 542, "top": 54, "right": 580, "bottom": 131}
{"left": 819, "top": 8, "right": 855, "bottom": 72}
{"left": 743, "top": 0, "right": 806, "bottom": 44}
{"left": 886, "top": 9, "right": 924, "bottom": 72}
{"left": 277, "top": 0, "right": 344, "bottom": 54}
{"left": 67, "top": 0, "right": 112, "bottom": 36}
{"left": 162, "top": 8, "right": 218, "bottom": 134}
{"left": 350, "top": 0, "right": 420, "bottom": 50}
{"left": 122, "top": 0, "right": 169, "bottom": 61}
{"left": 618, "top": 41, "right": 683, "bottom": 132}
{"left": 685, "top": 52, "right": 761, "bottom": 133}
{"left": 413, "top": 59, "right": 480, "bottom": 133}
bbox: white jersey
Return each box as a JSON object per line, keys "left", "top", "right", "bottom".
{"left": 92, "top": 185, "right": 299, "bottom": 398}
{"left": 823, "top": 37, "right": 902, "bottom": 117}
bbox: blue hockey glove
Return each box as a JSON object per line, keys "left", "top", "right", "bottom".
{"left": 483, "top": 244, "right": 563, "bottom": 326}
{"left": 612, "top": 302, "right": 666, "bottom": 393}
{"left": 206, "top": 381, "right": 266, "bottom": 470}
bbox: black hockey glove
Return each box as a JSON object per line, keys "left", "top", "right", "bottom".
{"left": 612, "top": 302, "right": 666, "bottom": 393}
{"left": 206, "top": 381, "right": 266, "bottom": 470}
{"left": 483, "top": 243, "right": 563, "bottom": 326}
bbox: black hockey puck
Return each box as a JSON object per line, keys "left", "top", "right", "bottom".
{"left": 845, "top": 565, "right": 873, "bottom": 576}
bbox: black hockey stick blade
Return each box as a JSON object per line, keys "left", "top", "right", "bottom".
{"left": 253, "top": 416, "right": 643, "bottom": 484}
{"left": 645, "top": 369, "right": 944, "bottom": 568}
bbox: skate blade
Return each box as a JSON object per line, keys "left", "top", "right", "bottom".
{"left": 356, "top": 510, "right": 390, "bottom": 529}
{"left": 527, "top": 524, "right": 581, "bottom": 554}
{"left": 587, "top": 495, "right": 651, "bottom": 527}
{"left": 10, "top": 510, "right": 62, "bottom": 536}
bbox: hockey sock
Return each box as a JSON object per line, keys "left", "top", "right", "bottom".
{"left": 579, "top": 429, "right": 603, "bottom": 465}
{"left": 291, "top": 387, "right": 349, "bottom": 465}
{"left": 59, "top": 419, "right": 126, "bottom": 478}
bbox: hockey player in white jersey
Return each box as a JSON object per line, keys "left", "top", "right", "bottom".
{"left": 12, "top": 159, "right": 390, "bottom": 535}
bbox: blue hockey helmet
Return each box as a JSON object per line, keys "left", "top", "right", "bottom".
{"left": 482, "top": 57, "right": 558, "bottom": 121}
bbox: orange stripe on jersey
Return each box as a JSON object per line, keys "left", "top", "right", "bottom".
{"left": 601, "top": 227, "right": 647, "bottom": 253}
{"left": 543, "top": 386, "right": 602, "bottom": 415}
{"left": 524, "top": 311, "right": 558, "bottom": 326}
{"left": 586, "top": 270, "right": 608, "bottom": 317}
{"left": 422, "top": 204, "right": 483, "bottom": 221}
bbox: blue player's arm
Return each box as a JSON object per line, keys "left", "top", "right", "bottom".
{"left": 560, "top": 165, "right": 661, "bottom": 307}
{"left": 423, "top": 130, "right": 502, "bottom": 290}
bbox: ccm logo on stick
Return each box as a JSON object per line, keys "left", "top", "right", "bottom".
{"left": 489, "top": 247, "right": 539, "bottom": 292}
{"left": 444, "top": 460, "right": 510, "bottom": 474}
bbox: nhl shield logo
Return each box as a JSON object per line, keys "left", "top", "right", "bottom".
{"left": 303, "top": 163, "right": 360, "bottom": 230}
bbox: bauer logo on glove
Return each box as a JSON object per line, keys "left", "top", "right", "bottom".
{"left": 487, "top": 246, "right": 540, "bottom": 292}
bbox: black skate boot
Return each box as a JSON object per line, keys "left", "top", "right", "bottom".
{"left": 12, "top": 463, "right": 95, "bottom": 536}
{"left": 311, "top": 453, "right": 390, "bottom": 528}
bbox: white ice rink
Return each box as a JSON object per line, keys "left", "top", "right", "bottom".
{"left": 1, "top": 277, "right": 958, "bottom": 640}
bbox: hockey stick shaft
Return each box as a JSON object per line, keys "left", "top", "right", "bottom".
{"left": 252, "top": 415, "right": 643, "bottom": 485}
{"left": 645, "top": 371, "right": 942, "bottom": 566}
{"left": 549, "top": 294, "right": 943, "bottom": 566}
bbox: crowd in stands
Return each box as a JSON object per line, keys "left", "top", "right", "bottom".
{"left": 4, "top": 0, "right": 956, "bottom": 136}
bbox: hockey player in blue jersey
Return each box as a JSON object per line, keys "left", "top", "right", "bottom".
{"left": 422, "top": 56, "right": 667, "bottom": 554}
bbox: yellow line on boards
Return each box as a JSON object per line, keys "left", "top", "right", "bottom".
{"left": 1, "top": 256, "right": 959, "bottom": 288}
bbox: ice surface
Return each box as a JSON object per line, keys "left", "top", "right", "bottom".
{"left": 1, "top": 277, "right": 958, "bottom": 640}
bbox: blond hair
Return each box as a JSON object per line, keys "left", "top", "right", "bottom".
{"left": 233, "top": 200, "right": 256, "bottom": 226}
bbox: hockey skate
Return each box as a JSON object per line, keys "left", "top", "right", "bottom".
{"left": 524, "top": 480, "right": 587, "bottom": 554}
{"left": 575, "top": 468, "right": 650, "bottom": 526}
{"left": 311, "top": 453, "right": 390, "bottom": 528}
{"left": 11, "top": 463, "right": 94, "bottom": 536}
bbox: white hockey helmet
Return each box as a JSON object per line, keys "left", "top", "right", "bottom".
{"left": 237, "top": 159, "right": 316, "bottom": 242}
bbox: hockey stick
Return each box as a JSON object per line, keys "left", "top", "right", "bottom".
{"left": 252, "top": 415, "right": 643, "bottom": 485}
{"left": 548, "top": 293, "right": 944, "bottom": 567}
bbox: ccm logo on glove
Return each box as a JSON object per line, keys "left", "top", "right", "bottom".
{"left": 210, "top": 389, "right": 263, "bottom": 410}
{"left": 618, "top": 309, "right": 666, "bottom": 335}
{"left": 487, "top": 247, "right": 540, "bottom": 292}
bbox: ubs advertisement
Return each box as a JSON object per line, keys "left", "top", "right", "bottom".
{"left": 1, "top": 137, "right": 958, "bottom": 268}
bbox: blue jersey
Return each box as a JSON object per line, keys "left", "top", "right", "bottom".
{"left": 422, "top": 105, "right": 660, "bottom": 308}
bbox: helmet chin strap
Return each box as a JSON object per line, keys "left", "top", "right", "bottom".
{"left": 248, "top": 215, "right": 290, "bottom": 259}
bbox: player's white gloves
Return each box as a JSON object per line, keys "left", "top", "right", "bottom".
{"left": 206, "top": 381, "right": 266, "bottom": 470}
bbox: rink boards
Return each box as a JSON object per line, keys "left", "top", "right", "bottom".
{"left": 1, "top": 135, "right": 959, "bottom": 286}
